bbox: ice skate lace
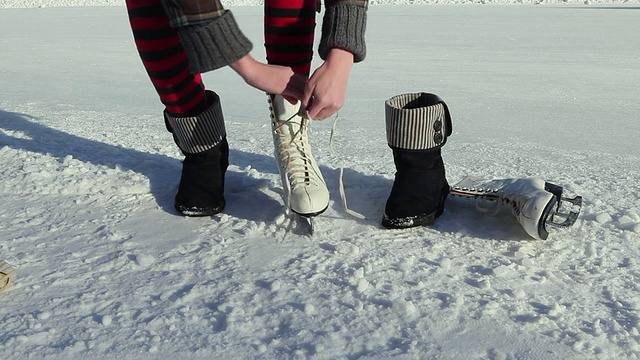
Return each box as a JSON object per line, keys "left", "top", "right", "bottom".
{"left": 269, "top": 95, "right": 365, "bottom": 220}
{"left": 473, "top": 191, "right": 520, "bottom": 217}
{"left": 273, "top": 113, "right": 324, "bottom": 189}
{"left": 474, "top": 193, "right": 503, "bottom": 216}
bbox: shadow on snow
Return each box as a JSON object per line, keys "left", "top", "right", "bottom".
{"left": 0, "top": 109, "right": 529, "bottom": 240}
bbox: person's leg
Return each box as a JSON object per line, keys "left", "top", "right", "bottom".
{"left": 126, "top": 0, "right": 229, "bottom": 216}
{"left": 264, "top": 0, "right": 329, "bottom": 217}
{"left": 264, "top": 0, "right": 318, "bottom": 76}
{"left": 126, "top": 0, "right": 208, "bottom": 115}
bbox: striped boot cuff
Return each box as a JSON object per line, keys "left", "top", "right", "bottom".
{"left": 165, "top": 91, "right": 227, "bottom": 154}
{"left": 385, "top": 93, "right": 452, "bottom": 150}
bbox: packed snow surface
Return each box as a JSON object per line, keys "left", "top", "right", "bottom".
{"left": 1, "top": 3, "right": 640, "bottom": 360}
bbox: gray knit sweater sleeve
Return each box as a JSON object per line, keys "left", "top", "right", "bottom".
{"left": 177, "top": 10, "right": 253, "bottom": 74}
{"left": 319, "top": 0, "right": 368, "bottom": 63}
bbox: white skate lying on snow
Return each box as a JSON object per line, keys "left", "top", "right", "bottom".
{"left": 450, "top": 175, "right": 583, "bottom": 240}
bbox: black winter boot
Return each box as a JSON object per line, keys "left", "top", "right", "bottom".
{"left": 164, "top": 90, "right": 229, "bottom": 216}
{"left": 382, "top": 93, "right": 453, "bottom": 229}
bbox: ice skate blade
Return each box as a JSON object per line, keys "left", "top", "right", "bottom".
{"left": 547, "top": 195, "right": 582, "bottom": 228}
{"left": 543, "top": 182, "right": 582, "bottom": 228}
{"left": 290, "top": 212, "right": 315, "bottom": 235}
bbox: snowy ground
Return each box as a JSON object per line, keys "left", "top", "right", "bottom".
{"left": 1, "top": 4, "right": 640, "bottom": 360}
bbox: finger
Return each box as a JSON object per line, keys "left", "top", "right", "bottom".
{"left": 302, "top": 74, "right": 317, "bottom": 109}
{"left": 315, "top": 104, "right": 340, "bottom": 120}
{"left": 309, "top": 104, "right": 334, "bottom": 120}
{"left": 298, "top": 99, "right": 310, "bottom": 119}
{"left": 313, "top": 109, "right": 330, "bottom": 121}
{"left": 305, "top": 99, "right": 323, "bottom": 120}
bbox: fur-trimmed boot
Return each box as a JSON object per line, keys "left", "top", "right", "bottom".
{"left": 164, "top": 90, "right": 229, "bottom": 216}
{"left": 382, "top": 93, "right": 453, "bottom": 229}
{"left": 268, "top": 94, "right": 330, "bottom": 217}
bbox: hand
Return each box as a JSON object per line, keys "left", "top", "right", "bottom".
{"left": 230, "top": 54, "right": 306, "bottom": 103}
{"left": 302, "top": 48, "right": 354, "bottom": 120}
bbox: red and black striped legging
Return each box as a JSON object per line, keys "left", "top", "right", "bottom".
{"left": 126, "top": 0, "right": 317, "bottom": 116}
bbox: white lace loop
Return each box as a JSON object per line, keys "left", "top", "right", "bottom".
{"left": 328, "top": 113, "right": 366, "bottom": 220}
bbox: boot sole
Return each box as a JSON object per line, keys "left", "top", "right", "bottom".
{"left": 175, "top": 201, "right": 225, "bottom": 217}
{"left": 381, "top": 210, "right": 438, "bottom": 229}
{"left": 291, "top": 203, "right": 329, "bottom": 218}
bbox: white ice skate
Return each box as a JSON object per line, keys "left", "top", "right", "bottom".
{"left": 268, "top": 94, "right": 330, "bottom": 222}
{"left": 450, "top": 176, "right": 582, "bottom": 240}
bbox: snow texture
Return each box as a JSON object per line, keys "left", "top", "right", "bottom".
{"left": 1, "top": 3, "right": 640, "bottom": 360}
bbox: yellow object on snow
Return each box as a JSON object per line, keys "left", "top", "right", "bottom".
{"left": 0, "top": 260, "right": 16, "bottom": 291}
